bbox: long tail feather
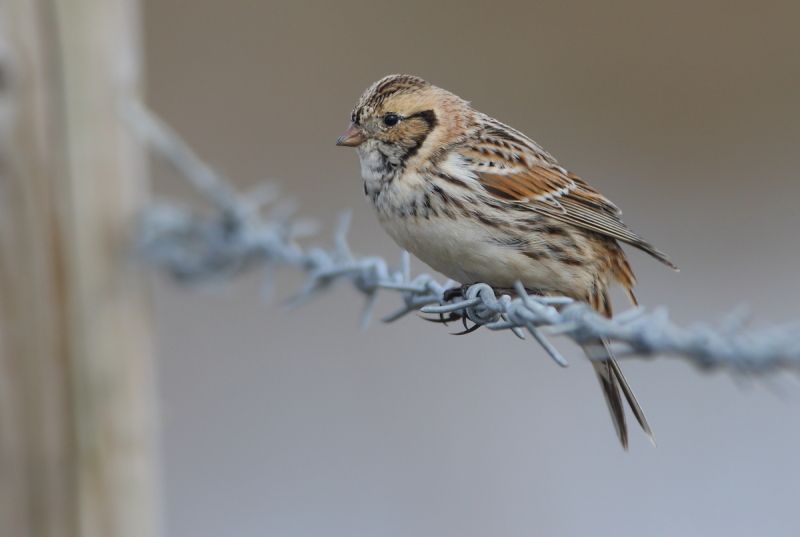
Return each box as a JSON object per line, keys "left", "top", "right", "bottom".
{"left": 609, "top": 358, "right": 655, "bottom": 444}
{"left": 583, "top": 339, "right": 653, "bottom": 449}
{"left": 591, "top": 358, "right": 628, "bottom": 449}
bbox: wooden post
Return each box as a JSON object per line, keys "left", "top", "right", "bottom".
{"left": 0, "top": 0, "right": 159, "bottom": 536}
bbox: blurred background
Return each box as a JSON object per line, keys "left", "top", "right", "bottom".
{"left": 143, "top": 1, "right": 800, "bottom": 536}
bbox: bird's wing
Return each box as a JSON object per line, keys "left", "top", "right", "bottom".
{"left": 455, "top": 137, "right": 677, "bottom": 269}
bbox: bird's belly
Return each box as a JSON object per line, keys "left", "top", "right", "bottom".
{"left": 378, "top": 213, "right": 584, "bottom": 291}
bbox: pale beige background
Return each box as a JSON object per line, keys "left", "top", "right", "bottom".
{"left": 144, "top": 1, "right": 800, "bottom": 536}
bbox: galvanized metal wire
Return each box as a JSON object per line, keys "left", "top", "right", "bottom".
{"left": 127, "top": 101, "right": 800, "bottom": 374}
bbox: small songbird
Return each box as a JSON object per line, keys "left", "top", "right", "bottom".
{"left": 336, "top": 74, "right": 676, "bottom": 448}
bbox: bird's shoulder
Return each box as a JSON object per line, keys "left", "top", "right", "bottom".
{"left": 439, "top": 114, "right": 620, "bottom": 216}
{"left": 433, "top": 113, "right": 676, "bottom": 269}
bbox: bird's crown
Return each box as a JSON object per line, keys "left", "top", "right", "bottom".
{"left": 353, "top": 74, "right": 432, "bottom": 124}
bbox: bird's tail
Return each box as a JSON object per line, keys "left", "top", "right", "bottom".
{"left": 582, "top": 339, "right": 654, "bottom": 450}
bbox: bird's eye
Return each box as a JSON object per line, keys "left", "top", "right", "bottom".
{"left": 383, "top": 113, "right": 400, "bottom": 126}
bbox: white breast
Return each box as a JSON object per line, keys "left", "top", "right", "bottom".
{"left": 357, "top": 146, "right": 592, "bottom": 292}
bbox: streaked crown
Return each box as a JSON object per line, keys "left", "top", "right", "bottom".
{"left": 352, "top": 74, "right": 431, "bottom": 124}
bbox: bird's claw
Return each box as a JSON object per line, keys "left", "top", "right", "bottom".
{"left": 442, "top": 283, "right": 471, "bottom": 302}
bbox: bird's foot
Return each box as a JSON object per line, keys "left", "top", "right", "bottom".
{"left": 429, "top": 284, "right": 546, "bottom": 334}
{"left": 442, "top": 283, "right": 546, "bottom": 302}
{"left": 442, "top": 283, "right": 472, "bottom": 302}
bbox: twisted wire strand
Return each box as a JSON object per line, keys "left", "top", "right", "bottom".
{"left": 126, "top": 101, "right": 800, "bottom": 374}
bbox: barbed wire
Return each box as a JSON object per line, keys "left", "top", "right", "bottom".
{"left": 126, "top": 101, "right": 800, "bottom": 374}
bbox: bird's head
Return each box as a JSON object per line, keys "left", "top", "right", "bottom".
{"left": 337, "top": 74, "right": 470, "bottom": 166}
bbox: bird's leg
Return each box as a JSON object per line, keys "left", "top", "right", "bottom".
{"left": 420, "top": 284, "right": 471, "bottom": 326}
{"left": 419, "top": 311, "right": 462, "bottom": 325}
{"left": 442, "top": 283, "right": 546, "bottom": 302}
{"left": 442, "top": 283, "right": 471, "bottom": 302}
{"left": 431, "top": 284, "right": 546, "bottom": 334}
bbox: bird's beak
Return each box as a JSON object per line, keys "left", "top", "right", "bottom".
{"left": 336, "top": 123, "right": 366, "bottom": 147}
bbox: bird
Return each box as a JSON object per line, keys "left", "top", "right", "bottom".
{"left": 336, "top": 74, "right": 676, "bottom": 449}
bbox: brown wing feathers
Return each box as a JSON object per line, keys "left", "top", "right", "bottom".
{"left": 475, "top": 163, "right": 677, "bottom": 270}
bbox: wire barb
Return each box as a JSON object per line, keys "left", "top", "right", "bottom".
{"left": 127, "top": 101, "right": 800, "bottom": 375}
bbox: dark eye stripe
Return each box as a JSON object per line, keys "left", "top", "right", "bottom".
{"left": 399, "top": 109, "right": 438, "bottom": 163}
{"left": 406, "top": 110, "right": 437, "bottom": 130}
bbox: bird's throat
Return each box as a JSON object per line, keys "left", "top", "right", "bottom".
{"left": 358, "top": 143, "right": 399, "bottom": 195}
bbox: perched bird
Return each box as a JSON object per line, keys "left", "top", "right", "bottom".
{"left": 337, "top": 74, "right": 676, "bottom": 448}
